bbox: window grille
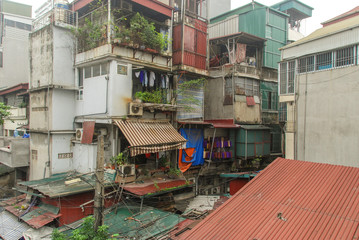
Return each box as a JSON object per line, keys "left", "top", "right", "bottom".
{"left": 316, "top": 52, "right": 332, "bottom": 70}
{"left": 288, "top": 61, "right": 295, "bottom": 93}
{"left": 280, "top": 62, "right": 287, "bottom": 94}
{"left": 336, "top": 46, "right": 354, "bottom": 67}
{"left": 279, "top": 102, "right": 287, "bottom": 122}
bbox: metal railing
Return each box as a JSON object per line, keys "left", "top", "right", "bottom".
{"left": 33, "top": 7, "right": 77, "bottom": 31}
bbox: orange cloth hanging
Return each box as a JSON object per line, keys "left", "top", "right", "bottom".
{"left": 178, "top": 148, "right": 196, "bottom": 173}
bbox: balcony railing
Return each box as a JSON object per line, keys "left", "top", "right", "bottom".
{"left": 33, "top": 7, "right": 77, "bottom": 31}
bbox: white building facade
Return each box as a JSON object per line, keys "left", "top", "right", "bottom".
{"left": 279, "top": 15, "right": 359, "bottom": 167}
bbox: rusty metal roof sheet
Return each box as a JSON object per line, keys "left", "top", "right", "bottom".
{"left": 3, "top": 195, "right": 61, "bottom": 229}
{"left": 114, "top": 119, "right": 187, "bottom": 156}
{"left": 180, "top": 158, "right": 359, "bottom": 240}
{"left": 19, "top": 170, "right": 116, "bottom": 198}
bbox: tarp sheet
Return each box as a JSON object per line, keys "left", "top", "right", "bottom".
{"left": 180, "top": 129, "right": 204, "bottom": 166}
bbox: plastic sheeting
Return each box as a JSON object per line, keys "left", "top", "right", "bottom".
{"left": 180, "top": 129, "right": 204, "bottom": 166}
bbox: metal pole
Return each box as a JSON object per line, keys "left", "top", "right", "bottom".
{"left": 94, "top": 135, "right": 105, "bottom": 230}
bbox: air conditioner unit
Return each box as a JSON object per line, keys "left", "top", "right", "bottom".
{"left": 128, "top": 102, "right": 143, "bottom": 116}
{"left": 118, "top": 164, "right": 135, "bottom": 176}
{"left": 75, "top": 128, "right": 83, "bottom": 141}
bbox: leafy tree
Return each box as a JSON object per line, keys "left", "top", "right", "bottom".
{"left": 0, "top": 102, "right": 11, "bottom": 125}
{"left": 52, "top": 216, "right": 115, "bottom": 240}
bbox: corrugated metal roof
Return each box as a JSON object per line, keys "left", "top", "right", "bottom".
{"left": 240, "top": 125, "right": 271, "bottom": 130}
{"left": 322, "top": 6, "right": 359, "bottom": 25}
{"left": 3, "top": 195, "right": 61, "bottom": 229}
{"left": 19, "top": 170, "right": 116, "bottom": 198}
{"left": 180, "top": 158, "right": 359, "bottom": 240}
{"left": 281, "top": 14, "right": 359, "bottom": 50}
{"left": 0, "top": 210, "right": 31, "bottom": 240}
{"left": 114, "top": 119, "right": 187, "bottom": 156}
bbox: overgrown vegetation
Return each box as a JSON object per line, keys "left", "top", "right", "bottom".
{"left": 52, "top": 216, "right": 118, "bottom": 240}
{"left": 177, "top": 78, "right": 206, "bottom": 112}
{"left": 0, "top": 102, "right": 11, "bottom": 125}
{"left": 134, "top": 90, "right": 166, "bottom": 104}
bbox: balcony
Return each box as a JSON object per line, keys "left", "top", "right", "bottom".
{"left": 33, "top": 7, "right": 77, "bottom": 31}
{"left": 0, "top": 137, "right": 29, "bottom": 168}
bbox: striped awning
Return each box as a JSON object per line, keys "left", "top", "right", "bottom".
{"left": 114, "top": 119, "right": 187, "bottom": 156}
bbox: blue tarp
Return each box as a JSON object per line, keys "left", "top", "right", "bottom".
{"left": 180, "top": 128, "right": 204, "bottom": 166}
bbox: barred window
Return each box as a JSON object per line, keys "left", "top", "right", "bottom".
{"left": 280, "top": 62, "right": 287, "bottom": 94}
{"left": 298, "top": 56, "right": 314, "bottom": 73}
{"left": 336, "top": 46, "right": 354, "bottom": 67}
{"left": 288, "top": 61, "right": 295, "bottom": 93}
{"left": 316, "top": 52, "right": 332, "bottom": 70}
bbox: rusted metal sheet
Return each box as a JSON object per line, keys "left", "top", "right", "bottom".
{"left": 246, "top": 96, "right": 256, "bottom": 106}
{"left": 124, "top": 179, "right": 189, "bottom": 196}
{"left": 81, "top": 121, "right": 95, "bottom": 144}
{"left": 131, "top": 0, "right": 173, "bottom": 17}
{"left": 114, "top": 119, "right": 187, "bottom": 156}
{"left": 180, "top": 158, "right": 359, "bottom": 240}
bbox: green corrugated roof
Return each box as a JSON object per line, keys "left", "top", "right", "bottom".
{"left": 61, "top": 203, "right": 185, "bottom": 239}
{"left": 281, "top": 14, "right": 359, "bottom": 50}
{"left": 2, "top": 0, "right": 32, "bottom": 18}
{"left": 18, "top": 170, "right": 117, "bottom": 198}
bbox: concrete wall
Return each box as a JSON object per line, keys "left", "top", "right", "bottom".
{"left": 0, "top": 138, "right": 29, "bottom": 167}
{"left": 296, "top": 65, "right": 359, "bottom": 167}
{"left": 233, "top": 101, "right": 261, "bottom": 124}
{"left": 51, "top": 134, "right": 73, "bottom": 174}
{"left": 0, "top": 16, "right": 31, "bottom": 88}
{"left": 30, "top": 90, "right": 52, "bottom": 131}
{"left": 29, "top": 133, "right": 49, "bottom": 180}
{"left": 108, "top": 61, "right": 132, "bottom": 117}
{"left": 52, "top": 27, "right": 75, "bottom": 87}
{"left": 52, "top": 90, "right": 75, "bottom": 130}
{"left": 30, "top": 25, "right": 53, "bottom": 88}
{"left": 73, "top": 143, "right": 97, "bottom": 173}
{"left": 204, "top": 78, "right": 233, "bottom": 120}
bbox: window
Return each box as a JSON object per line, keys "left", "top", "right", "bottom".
{"left": 316, "top": 52, "right": 332, "bottom": 70}
{"left": 84, "top": 66, "right": 91, "bottom": 78}
{"left": 0, "top": 52, "right": 3, "bottom": 68}
{"left": 288, "top": 61, "right": 295, "bottom": 93}
{"left": 31, "top": 150, "right": 38, "bottom": 161}
{"left": 280, "top": 62, "right": 287, "bottom": 94}
{"left": 77, "top": 89, "right": 83, "bottom": 100}
{"left": 5, "top": 19, "right": 31, "bottom": 31}
{"left": 5, "top": 19, "right": 15, "bottom": 27}
{"left": 78, "top": 68, "right": 83, "bottom": 87}
{"left": 336, "top": 46, "right": 354, "bottom": 67}
{"left": 298, "top": 56, "right": 314, "bottom": 73}
{"left": 93, "top": 65, "right": 101, "bottom": 77}
{"left": 101, "top": 63, "right": 108, "bottom": 75}
{"left": 279, "top": 102, "right": 287, "bottom": 122}
{"left": 234, "top": 77, "right": 259, "bottom": 97}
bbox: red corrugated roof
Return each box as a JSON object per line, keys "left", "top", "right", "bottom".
{"left": 180, "top": 158, "right": 359, "bottom": 240}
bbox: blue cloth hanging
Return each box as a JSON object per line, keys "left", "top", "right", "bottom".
{"left": 180, "top": 128, "right": 204, "bottom": 166}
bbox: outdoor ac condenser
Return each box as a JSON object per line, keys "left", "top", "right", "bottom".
{"left": 128, "top": 102, "right": 143, "bottom": 116}
{"left": 75, "top": 128, "right": 83, "bottom": 141}
{"left": 118, "top": 164, "right": 136, "bottom": 176}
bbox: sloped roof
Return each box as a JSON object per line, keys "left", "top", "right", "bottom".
{"left": 322, "top": 6, "right": 359, "bottom": 26}
{"left": 281, "top": 14, "right": 359, "bottom": 50}
{"left": 180, "top": 158, "right": 359, "bottom": 240}
{"left": 19, "top": 170, "right": 116, "bottom": 198}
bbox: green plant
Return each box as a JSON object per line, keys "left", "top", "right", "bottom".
{"left": 0, "top": 102, "right": 11, "bottom": 125}
{"left": 135, "top": 90, "right": 164, "bottom": 104}
{"left": 153, "top": 181, "right": 160, "bottom": 190}
{"left": 158, "top": 155, "right": 169, "bottom": 168}
{"left": 168, "top": 168, "right": 181, "bottom": 176}
{"left": 52, "top": 216, "right": 111, "bottom": 240}
{"left": 177, "top": 78, "right": 206, "bottom": 112}
{"left": 110, "top": 151, "right": 128, "bottom": 166}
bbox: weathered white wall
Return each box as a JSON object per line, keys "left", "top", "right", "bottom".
{"left": 204, "top": 78, "right": 233, "bottom": 120}
{"left": 73, "top": 143, "right": 97, "bottom": 173}
{"left": 285, "top": 132, "right": 295, "bottom": 160}
{"left": 30, "top": 90, "right": 52, "bottom": 131}
{"left": 296, "top": 65, "right": 359, "bottom": 167}
{"left": 30, "top": 133, "right": 49, "bottom": 180}
{"left": 51, "top": 134, "right": 73, "bottom": 174}
{"left": 234, "top": 101, "right": 261, "bottom": 124}
{"left": 0, "top": 138, "right": 29, "bottom": 168}
{"left": 108, "top": 61, "right": 132, "bottom": 117}
{"left": 52, "top": 27, "right": 75, "bottom": 87}
{"left": 80, "top": 73, "right": 108, "bottom": 115}
{"left": 52, "top": 90, "right": 75, "bottom": 130}
{"left": 30, "top": 25, "right": 53, "bottom": 88}
{"left": 0, "top": 16, "right": 31, "bottom": 88}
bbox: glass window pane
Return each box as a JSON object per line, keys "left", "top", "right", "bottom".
{"left": 101, "top": 63, "right": 108, "bottom": 75}
{"left": 93, "top": 65, "right": 100, "bottom": 77}
{"left": 84, "top": 66, "right": 91, "bottom": 78}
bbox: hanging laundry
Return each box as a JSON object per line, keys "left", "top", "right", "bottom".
{"left": 135, "top": 71, "right": 140, "bottom": 78}
{"left": 139, "top": 71, "right": 145, "bottom": 85}
{"left": 166, "top": 75, "right": 169, "bottom": 89}
{"left": 149, "top": 71, "right": 155, "bottom": 87}
{"left": 161, "top": 75, "right": 166, "bottom": 88}
{"left": 144, "top": 70, "right": 148, "bottom": 87}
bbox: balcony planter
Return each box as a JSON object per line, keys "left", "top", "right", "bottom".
{"left": 144, "top": 48, "right": 158, "bottom": 54}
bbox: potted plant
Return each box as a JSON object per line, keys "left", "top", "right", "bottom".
{"left": 110, "top": 151, "right": 128, "bottom": 167}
